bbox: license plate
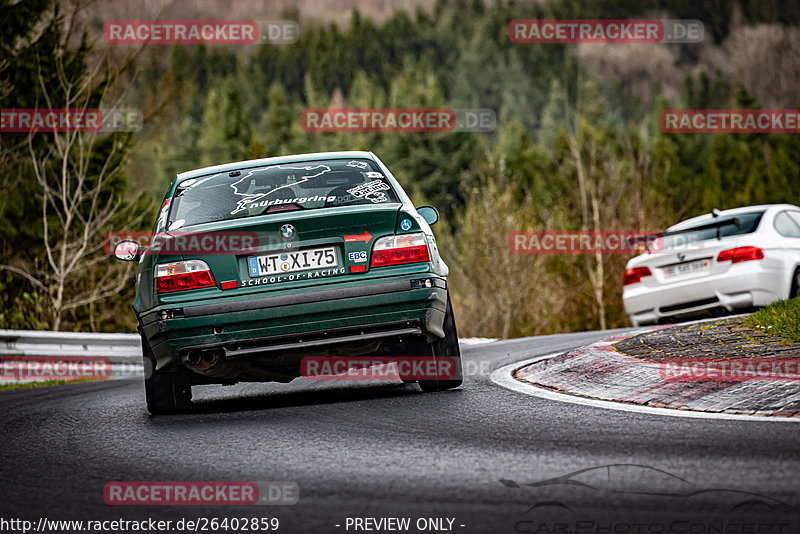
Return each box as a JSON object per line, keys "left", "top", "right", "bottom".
{"left": 664, "top": 259, "right": 710, "bottom": 278}
{"left": 248, "top": 247, "right": 337, "bottom": 277}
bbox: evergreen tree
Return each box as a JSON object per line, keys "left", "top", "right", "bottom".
{"left": 198, "top": 78, "right": 252, "bottom": 166}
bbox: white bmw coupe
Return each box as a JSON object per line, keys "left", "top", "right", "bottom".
{"left": 623, "top": 204, "right": 800, "bottom": 326}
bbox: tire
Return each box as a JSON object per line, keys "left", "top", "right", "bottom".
{"left": 790, "top": 268, "right": 800, "bottom": 299}
{"left": 142, "top": 336, "right": 192, "bottom": 415}
{"left": 419, "top": 293, "right": 463, "bottom": 392}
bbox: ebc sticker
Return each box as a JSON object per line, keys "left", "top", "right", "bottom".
{"left": 348, "top": 250, "right": 368, "bottom": 263}
{"left": 346, "top": 179, "right": 391, "bottom": 204}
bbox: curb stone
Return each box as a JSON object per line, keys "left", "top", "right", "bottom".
{"left": 514, "top": 318, "right": 800, "bottom": 418}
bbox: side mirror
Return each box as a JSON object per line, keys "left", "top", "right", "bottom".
{"left": 113, "top": 239, "right": 141, "bottom": 261}
{"left": 416, "top": 206, "right": 439, "bottom": 226}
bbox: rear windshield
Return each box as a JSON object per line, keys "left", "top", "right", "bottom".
{"left": 167, "top": 158, "right": 400, "bottom": 228}
{"left": 660, "top": 211, "right": 765, "bottom": 250}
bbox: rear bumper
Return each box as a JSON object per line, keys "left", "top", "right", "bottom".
{"left": 623, "top": 264, "right": 784, "bottom": 326}
{"left": 139, "top": 275, "right": 447, "bottom": 371}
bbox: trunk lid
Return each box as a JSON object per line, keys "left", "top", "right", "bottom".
{"left": 628, "top": 234, "right": 757, "bottom": 288}
{"left": 162, "top": 204, "right": 401, "bottom": 294}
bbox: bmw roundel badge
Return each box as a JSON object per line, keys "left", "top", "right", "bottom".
{"left": 280, "top": 224, "right": 295, "bottom": 239}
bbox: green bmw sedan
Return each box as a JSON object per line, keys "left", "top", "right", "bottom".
{"left": 113, "top": 151, "right": 462, "bottom": 414}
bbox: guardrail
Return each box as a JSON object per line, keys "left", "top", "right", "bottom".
{"left": 0, "top": 331, "right": 497, "bottom": 386}
{"left": 0, "top": 330, "right": 142, "bottom": 363}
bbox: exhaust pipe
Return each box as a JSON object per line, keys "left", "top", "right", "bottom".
{"left": 183, "top": 348, "right": 234, "bottom": 376}
{"left": 183, "top": 348, "right": 290, "bottom": 382}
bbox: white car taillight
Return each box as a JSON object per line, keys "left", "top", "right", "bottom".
{"left": 717, "top": 246, "right": 764, "bottom": 264}
{"left": 623, "top": 266, "right": 652, "bottom": 286}
{"left": 370, "top": 233, "right": 430, "bottom": 268}
{"left": 155, "top": 260, "right": 215, "bottom": 293}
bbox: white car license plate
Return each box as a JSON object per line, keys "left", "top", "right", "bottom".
{"left": 664, "top": 259, "right": 709, "bottom": 278}
{"left": 248, "top": 247, "right": 337, "bottom": 277}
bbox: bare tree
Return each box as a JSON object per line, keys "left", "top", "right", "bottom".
{"left": 562, "top": 75, "right": 636, "bottom": 331}
{"left": 437, "top": 153, "right": 567, "bottom": 339}
{"left": 0, "top": 5, "right": 146, "bottom": 331}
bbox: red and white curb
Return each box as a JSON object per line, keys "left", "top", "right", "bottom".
{"left": 490, "top": 330, "right": 800, "bottom": 422}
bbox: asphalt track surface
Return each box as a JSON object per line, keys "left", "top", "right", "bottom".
{"left": 1, "top": 328, "right": 798, "bottom": 533}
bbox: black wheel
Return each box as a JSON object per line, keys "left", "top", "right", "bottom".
{"left": 142, "top": 336, "right": 192, "bottom": 415}
{"left": 790, "top": 268, "right": 800, "bottom": 299}
{"left": 419, "top": 293, "right": 463, "bottom": 392}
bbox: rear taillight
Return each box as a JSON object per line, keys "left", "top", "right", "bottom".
{"left": 155, "top": 260, "right": 215, "bottom": 293}
{"left": 717, "top": 246, "right": 764, "bottom": 264}
{"left": 370, "top": 233, "right": 430, "bottom": 268}
{"left": 623, "top": 266, "right": 652, "bottom": 286}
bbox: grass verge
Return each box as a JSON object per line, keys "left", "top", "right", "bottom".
{"left": 745, "top": 298, "right": 800, "bottom": 343}
{"left": 0, "top": 379, "right": 97, "bottom": 391}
